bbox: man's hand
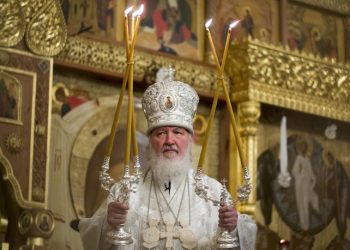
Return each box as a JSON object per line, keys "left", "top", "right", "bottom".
{"left": 107, "top": 201, "right": 129, "bottom": 227}
{"left": 218, "top": 205, "right": 238, "bottom": 231}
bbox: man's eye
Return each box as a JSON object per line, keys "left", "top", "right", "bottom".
{"left": 174, "top": 130, "right": 184, "bottom": 135}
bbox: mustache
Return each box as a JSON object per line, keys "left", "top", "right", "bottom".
{"left": 162, "top": 144, "right": 178, "bottom": 153}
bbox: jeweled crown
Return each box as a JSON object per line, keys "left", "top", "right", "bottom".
{"left": 142, "top": 68, "right": 199, "bottom": 134}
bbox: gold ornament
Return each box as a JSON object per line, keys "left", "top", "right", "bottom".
{"left": 18, "top": 210, "right": 33, "bottom": 235}
{"left": 32, "top": 187, "right": 45, "bottom": 202}
{"left": 238, "top": 101, "right": 261, "bottom": 137}
{"left": 5, "top": 132, "right": 22, "bottom": 154}
{"left": 227, "top": 39, "right": 350, "bottom": 123}
{"left": 35, "top": 124, "right": 46, "bottom": 137}
{"left": 20, "top": 0, "right": 46, "bottom": 23}
{"left": 193, "top": 114, "right": 207, "bottom": 136}
{"left": 25, "top": 0, "right": 67, "bottom": 56}
{"left": 0, "top": 0, "right": 26, "bottom": 47}
{"left": 56, "top": 36, "right": 220, "bottom": 95}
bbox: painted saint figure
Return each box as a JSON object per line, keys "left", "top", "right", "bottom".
{"left": 292, "top": 139, "right": 320, "bottom": 231}
{"left": 241, "top": 9, "right": 254, "bottom": 38}
{"left": 0, "top": 77, "right": 17, "bottom": 119}
{"left": 165, "top": 96, "right": 173, "bottom": 109}
{"left": 140, "top": 0, "right": 196, "bottom": 56}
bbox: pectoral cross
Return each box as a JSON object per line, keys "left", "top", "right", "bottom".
{"left": 160, "top": 220, "right": 179, "bottom": 249}
{"left": 164, "top": 181, "right": 171, "bottom": 195}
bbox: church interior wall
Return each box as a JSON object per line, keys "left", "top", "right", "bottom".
{"left": 256, "top": 104, "right": 350, "bottom": 249}
{"left": 1, "top": 0, "right": 350, "bottom": 248}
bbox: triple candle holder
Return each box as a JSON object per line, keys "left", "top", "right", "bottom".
{"left": 99, "top": 4, "right": 144, "bottom": 246}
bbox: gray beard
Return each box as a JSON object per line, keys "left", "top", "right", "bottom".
{"left": 149, "top": 145, "right": 192, "bottom": 186}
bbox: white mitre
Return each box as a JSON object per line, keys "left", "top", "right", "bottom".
{"left": 142, "top": 68, "right": 199, "bottom": 134}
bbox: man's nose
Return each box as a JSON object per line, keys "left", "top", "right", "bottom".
{"left": 165, "top": 132, "right": 175, "bottom": 144}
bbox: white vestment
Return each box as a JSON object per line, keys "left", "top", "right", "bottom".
{"left": 292, "top": 154, "right": 319, "bottom": 231}
{"left": 79, "top": 169, "right": 256, "bottom": 250}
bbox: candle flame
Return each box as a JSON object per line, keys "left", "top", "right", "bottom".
{"left": 205, "top": 18, "right": 213, "bottom": 29}
{"left": 229, "top": 20, "right": 240, "bottom": 29}
{"left": 124, "top": 6, "right": 133, "bottom": 16}
{"left": 280, "top": 239, "right": 286, "bottom": 244}
{"left": 133, "top": 4, "right": 144, "bottom": 17}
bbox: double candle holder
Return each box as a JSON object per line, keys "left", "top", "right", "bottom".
{"left": 193, "top": 18, "right": 252, "bottom": 249}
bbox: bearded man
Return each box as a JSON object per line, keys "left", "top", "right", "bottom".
{"left": 79, "top": 73, "right": 256, "bottom": 249}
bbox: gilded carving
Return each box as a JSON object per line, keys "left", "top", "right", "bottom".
{"left": 5, "top": 133, "right": 22, "bottom": 154}
{"left": 0, "top": 0, "right": 67, "bottom": 56}
{"left": 193, "top": 114, "right": 207, "bottom": 136}
{"left": 18, "top": 208, "right": 55, "bottom": 244}
{"left": 35, "top": 124, "right": 46, "bottom": 137}
{"left": 18, "top": 210, "right": 33, "bottom": 235}
{"left": 227, "top": 39, "right": 350, "bottom": 123}
{"left": 19, "top": 0, "right": 46, "bottom": 23}
{"left": 56, "top": 36, "right": 219, "bottom": 94}
{"left": 0, "top": 147, "right": 33, "bottom": 209}
{"left": 25, "top": 0, "right": 67, "bottom": 56}
{"left": 236, "top": 101, "right": 261, "bottom": 214}
{"left": 0, "top": 0, "right": 25, "bottom": 47}
{"left": 292, "top": 0, "right": 350, "bottom": 14}
{"left": 238, "top": 101, "right": 261, "bottom": 137}
{"left": 32, "top": 186, "right": 45, "bottom": 203}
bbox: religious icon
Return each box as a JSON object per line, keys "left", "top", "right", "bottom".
{"left": 65, "top": 0, "right": 118, "bottom": 41}
{"left": 36, "top": 211, "right": 54, "bottom": 234}
{"left": 287, "top": 5, "right": 339, "bottom": 59}
{"left": 39, "top": 214, "right": 50, "bottom": 232}
{"left": 164, "top": 96, "right": 173, "bottom": 109}
{"left": 241, "top": 7, "right": 254, "bottom": 38}
{"left": 52, "top": 83, "right": 88, "bottom": 117}
{"left": 134, "top": 0, "right": 200, "bottom": 59}
{"left": 18, "top": 211, "right": 33, "bottom": 235}
{"left": 291, "top": 137, "right": 319, "bottom": 231}
{"left": 257, "top": 134, "right": 350, "bottom": 235}
{"left": 160, "top": 94, "right": 175, "bottom": 112}
{"left": 0, "top": 72, "right": 21, "bottom": 124}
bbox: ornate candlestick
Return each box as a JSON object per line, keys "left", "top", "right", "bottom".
{"left": 106, "top": 167, "right": 139, "bottom": 245}
{"left": 99, "top": 4, "right": 144, "bottom": 246}
{"left": 217, "top": 179, "right": 239, "bottom": 248}
{"left": 194, "top": 17, "right": 252, "bottom": 247}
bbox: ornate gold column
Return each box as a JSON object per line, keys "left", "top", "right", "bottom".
{"left": 236, "top": 101, "right": 261, "bottom": 215}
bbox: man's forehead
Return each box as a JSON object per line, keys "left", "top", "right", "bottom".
{"left": 151, "top": 126, "right": 188, "bottom": 133}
